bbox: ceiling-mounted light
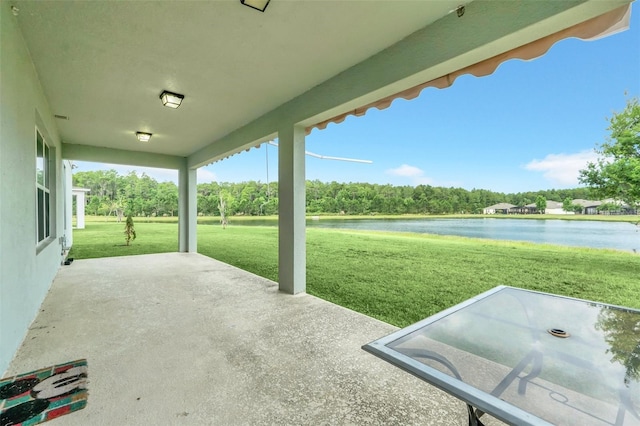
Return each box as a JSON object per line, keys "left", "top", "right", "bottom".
{"left": 159, "top": 91, "right": 184, "bottom": 109}
{"left": 240, "top": 0, "right": 270, "bottom": 12}
{"left": 136, "top": 132, "right": 152, "bottom": 142}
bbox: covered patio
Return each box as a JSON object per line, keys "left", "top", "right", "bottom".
{"left": 1, "top": 1, "right": 635, "bottom": 421}
{"left": 6, "top": 253, "right": 474, "bottom": 425}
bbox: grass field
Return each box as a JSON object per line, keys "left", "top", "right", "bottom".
{"left": 69, "top": 219, "right": 640, "bottom": 327}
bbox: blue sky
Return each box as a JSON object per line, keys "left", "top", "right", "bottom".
{"left": 76, "top": 11, "right": 639, "bottom": 194}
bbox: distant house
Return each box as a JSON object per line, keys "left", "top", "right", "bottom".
{"left": 507, "top": 205, "right": 528, "bottom": 214}
{"left": 571, "top": 199, "right": 601, "bottom": 215}
{"left": 484, "top": 199, "right": 637, "bottom": 216}
{"left": 598, "top": 198, "right": 638, "bottom": 215}
{"left": 516, "top": 203, "right": 540, "bottom": 214}
{"left": 483, "top": 203, "right": 516, "bottom": 214}
{"left": 544, "top": 200, "right": 570, "bottom": 215}
{"left": 506, "top": 200, "right": 569, "bottom": 215}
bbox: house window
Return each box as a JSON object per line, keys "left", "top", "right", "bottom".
{"left": 36, "top": 129, "right": 51, "bottom": 243}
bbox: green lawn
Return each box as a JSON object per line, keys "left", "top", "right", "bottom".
{"left": 69, "top": 221, "right": 640, "bottom": 327}
{"left": 68, "top": 222, "right": 178, "bottom": 258}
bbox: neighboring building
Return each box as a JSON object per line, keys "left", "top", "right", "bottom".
{"left": 509, "top": 203, "right": 541, "bottom": 214}
{"left": 543, "top": 200, "right": 571, "bottom": 215}
{"left": 599, "top": 199, "right": 639, "bottom": 215}
{"left": 571, "top": 199, "right": 601, "bottom": 215}
{"left": 484, "top": 199, "right": 640, "bottom": 215}
{"left": 486, "top": 200, "right": 575, "bottom": 215}
{"left": 570, "top": 198, "right": 639, "bottom": 215}
{"left": 483, "top": 203, "right": 516, "bottom": 214}
{"left": 508, "top": 205, "right": 530, "bottom": 214}
{"left": 521, "top": 203, "right": 543, "bottom": 214}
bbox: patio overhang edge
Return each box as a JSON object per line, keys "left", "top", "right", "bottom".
{"left": 187, "top": 0, "right": 631, "bottom": 169}
{"left": 62, "top": 143, "right": 186, "bottom": 170}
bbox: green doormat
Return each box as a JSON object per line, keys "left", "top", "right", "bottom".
{"left": 0, "top": 359, "right": 88, "bottom": 426}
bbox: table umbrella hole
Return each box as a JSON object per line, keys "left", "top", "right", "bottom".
{"left": 547, "top": 328, "right": 570, "bottom": 338}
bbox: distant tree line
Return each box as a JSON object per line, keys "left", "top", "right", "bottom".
{"left": 73, "top": 170, "right": 592, "bottom": 217}
{"left": 73, "top": 170, "right": 178, "bottom": 218}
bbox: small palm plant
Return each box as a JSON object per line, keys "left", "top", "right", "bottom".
{"left": 124, "top": 215, "right": 136, "bottom": 246}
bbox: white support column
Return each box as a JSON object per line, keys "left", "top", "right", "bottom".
{"left": 278, "top": 125, "right": 306, "bottom": 294}
{"left": 178, "top": 162, "right": 197, "bottom": 253}
{"left": 76, "top": 191, "right": 86, "bottom": 229}
{"left": 72, "top": 188, "right": 90, "bottom": 230}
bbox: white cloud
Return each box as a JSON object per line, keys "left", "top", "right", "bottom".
{"left": 386, "top": 164, "right": 434, "bottom": 185}
{"left": 197, "top": 168, "right": 218, "bottom": 183}
{"left": 523, "top": 150, "right": 598, "bottom": 186}
{"left": 387, "top": 164, "right": 424, "bottom": 178}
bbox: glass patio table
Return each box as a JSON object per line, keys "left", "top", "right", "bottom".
{"left": 362, "top": 286, "right": 640, "bottom": 426}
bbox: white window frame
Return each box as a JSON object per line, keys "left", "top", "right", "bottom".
{"left": 36, "top": 127, "right": 51, "bottom": 245}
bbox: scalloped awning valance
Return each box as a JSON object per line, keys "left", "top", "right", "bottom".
{"left": 306, "top": 4, "right": 631, "bottom": 135}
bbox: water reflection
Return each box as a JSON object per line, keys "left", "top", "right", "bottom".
{"left": 595, "top": 307, "right": 640, "bottom": 386}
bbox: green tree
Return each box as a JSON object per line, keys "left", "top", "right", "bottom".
{"left": 562, "top": 197, "right": 582, "bottom": 214}
{"left": 597, "top": 202, "right": 620, "bottom": 213}
{"left": 595, "top": 308, "right": 640, "bottom": 384}
{"left": 74, "top": 168, "right": 600, "bottom": 218}
{"left": 535, "top": 195, "right": 547, "bottom": 214}
{"left": 156, "top": 182, "right": 178, "bottom": 216}
{"left": 580, "top": 98, "right": 640, "bottom": 208}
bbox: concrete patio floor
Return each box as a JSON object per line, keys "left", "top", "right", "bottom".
{"left": 5, "top": 253, "right": 479, "bottom": 425}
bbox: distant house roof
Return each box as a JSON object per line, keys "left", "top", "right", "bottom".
{"left": 546, "top": 201, "right": 563, "bottom": 209}
{"left": 524, "top": 200, "right": 562, "bottom": 209}
{"left": 485, "top": 203, "right": 516, "bottom": 210}
{"left": 572, "top": 199, "right": 601, "bottom": 207}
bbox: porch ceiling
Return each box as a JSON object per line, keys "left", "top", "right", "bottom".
{"left": 11, "top": 0, "right": 632, "bottom": 165}
{"left": 13, "top": 0, "right": 461, "bottom": 157}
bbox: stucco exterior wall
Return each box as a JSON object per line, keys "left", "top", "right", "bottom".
{"left": 1, "top": 3, "right": 65, "bottom": 374}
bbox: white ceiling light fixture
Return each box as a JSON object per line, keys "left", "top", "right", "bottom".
{"left": 240, "top": 0, "right": 270, "bottom": 13}
{"left": 159, "top": 91, "right": 184, "bottom": 109}
{"left": 136, "top": 132, "right": 152, "bottom": 142}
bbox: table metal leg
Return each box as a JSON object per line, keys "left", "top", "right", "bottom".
{"left": 517, "top": 351, "right": 542, "bottom": 395}
{"left": 468, "top": 406, "right": 486, "bottom": 426}
{"left": 397, "top": 348, "right": 488, "bottom": 426}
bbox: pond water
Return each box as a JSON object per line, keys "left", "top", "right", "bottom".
{"left": 303, "top": 218, "right": 640, "bottom": 252}
{"left": 238, "top": 217, "right": 639, "bottom": 252}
